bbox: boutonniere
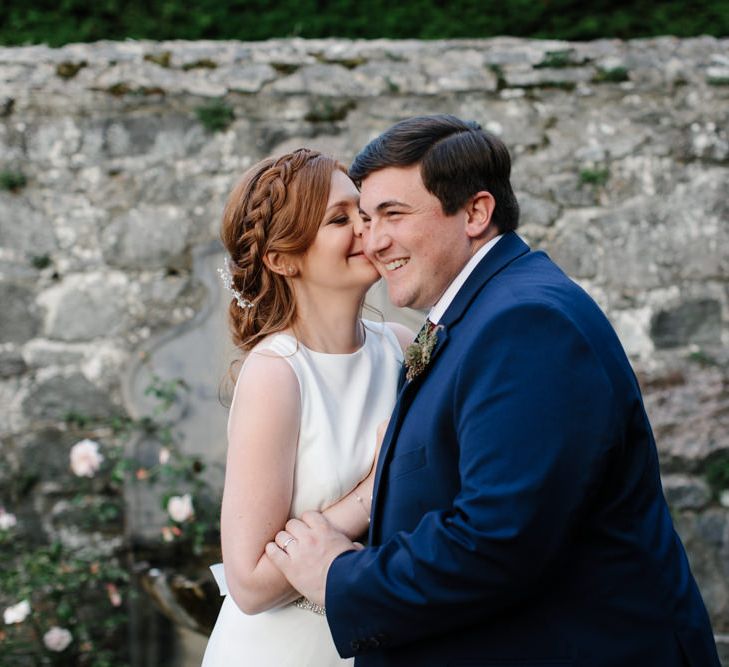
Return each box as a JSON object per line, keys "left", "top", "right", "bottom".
{"left": 404, "top": 321, "right": 442, "bottom": 382}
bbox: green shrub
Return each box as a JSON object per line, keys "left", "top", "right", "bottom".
{"left": 0, "top": 171, "right": 27, "bottom": 192}
{"left": 705, "top": 452, "right": 729, "bottom": 497}
{"left": 593, "top": 67, "right": 630, "bottom": 83}
{"left": 195, "top": 99, "right": 235, "bottom": 133}
{"left": 579, "top": 167, "right": 610, "bottom": 186}
{"left": 1, "top": 0, "right": 727, "bottom": 46}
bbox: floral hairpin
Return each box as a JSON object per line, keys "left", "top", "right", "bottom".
{"left": 218, "top": 257, "right": 254, "bottom": 309}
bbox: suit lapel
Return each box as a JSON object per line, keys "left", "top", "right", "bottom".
{"left": 369, "top": 233, "right": 531, "bottom": 538}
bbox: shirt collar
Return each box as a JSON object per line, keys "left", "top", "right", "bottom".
{"left": 428, "top": 234, "right": 503, "bottom": 325}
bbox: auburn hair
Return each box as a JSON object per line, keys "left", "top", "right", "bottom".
{"left": 220, "top": 148, "right": 345, "bottom": 351}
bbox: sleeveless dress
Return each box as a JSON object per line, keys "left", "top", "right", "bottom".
{"left": 202, "top": 320, "right": 403, "bottom": 666}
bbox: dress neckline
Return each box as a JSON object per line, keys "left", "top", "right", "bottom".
{"left": 276, "top": 321, "right": 371, "bottom": 358}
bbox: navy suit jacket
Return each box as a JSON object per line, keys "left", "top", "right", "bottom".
{"left": 325, "top": 233, "right": 720, "bottom": 667}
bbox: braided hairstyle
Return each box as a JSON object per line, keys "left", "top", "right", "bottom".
{"left": 221, "top": 149, "right": 345, "bottom": 352}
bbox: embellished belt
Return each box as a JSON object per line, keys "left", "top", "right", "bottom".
{"left": 292, "top": 596, "right": 326, "bottom": 616}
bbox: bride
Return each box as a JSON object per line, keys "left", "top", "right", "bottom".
{"left": 202, "top": 148, "right": 412, "bottom": 666}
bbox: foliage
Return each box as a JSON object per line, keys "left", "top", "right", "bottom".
{"left": 705, "top": 451, "right": 729, "bottom": 497}
{"left": 0, "top": 374, "right": 221, "bottom": 665}
{"left": 535, "top": 49, "right": 584, "bottom": 69}
{"left": 593, "top": 67, "right": 630, "bottom": 83}
{"left": 0, "top": 0, "right": 727, "bottom": 46}
{"left": 31, "top": 255, "right": 52, "bottom": 270}
{"left": 0, "top": 171, "right": 27, "bottom": 192}
{"left": 195, "top": 99, "right": 235, "bottom": 133}
{"left": 0, "top": 535, "right": 129, "bottom": 667}
{"left": 579, "top": 166, "right": 610, "bottom": 186}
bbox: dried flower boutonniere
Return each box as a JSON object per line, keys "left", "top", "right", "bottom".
{"left": 404, "top": 321, "right": 442, "bottom": 382}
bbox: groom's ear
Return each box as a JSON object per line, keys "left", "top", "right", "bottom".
{"left": 464, "top": 191, "right": 496, "bottom": 240}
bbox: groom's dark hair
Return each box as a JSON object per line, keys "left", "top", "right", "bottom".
{"left": 349, "top": 114, "right": 519, "bottom": 233}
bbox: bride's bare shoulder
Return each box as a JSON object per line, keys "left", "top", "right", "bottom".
{"left": 229, "top": 341, "right": 300, "bottom": 425}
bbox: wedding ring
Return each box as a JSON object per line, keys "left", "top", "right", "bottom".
{"left": 282, "top": 537, "right": 296, "bottom": 552}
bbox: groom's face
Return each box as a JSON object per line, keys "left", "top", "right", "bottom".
{"left": 358, "top": 165, "right": 473, "bottom": 310}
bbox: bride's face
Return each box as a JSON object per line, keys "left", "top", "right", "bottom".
{"left": 296, "top": 170, "right": 380, "bottom": 293}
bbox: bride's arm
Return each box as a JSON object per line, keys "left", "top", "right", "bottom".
{"left": 221, "top": 352, "right": 387, "bottom": 614}
{"left": 220, "top": 351, "right": 302, "bottom": 615}
{"left": 320, "top": 419, "right": 388, "bottom": 540}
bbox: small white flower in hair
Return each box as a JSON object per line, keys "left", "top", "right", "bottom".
{"left": 218, "top": 256, "right": 254, "bottom": 309}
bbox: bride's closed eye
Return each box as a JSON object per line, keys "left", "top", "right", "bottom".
{"left": 327, "top": 215, "right": 350, "bottom": 226}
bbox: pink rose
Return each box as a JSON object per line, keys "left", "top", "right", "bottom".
{"left": 4, "top": 599, "right": 31, "bottom": 624}
{"left": 43, "top": 626, "right": 73, "bottom": 652}
{"left": 70, "top": 439, "right": 104, "bottom": 477}
{"left": 0, "top": 509, "right": 17, "bottom": 531}
{"left": 167, "top": 494, "right": 194, "bottom": 523}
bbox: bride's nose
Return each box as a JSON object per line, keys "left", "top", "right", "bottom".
{"left": 352, "top": 215, "right": 365, "bottom": 237}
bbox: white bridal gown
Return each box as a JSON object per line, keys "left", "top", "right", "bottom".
{"left": 202, "top": 320, "right": 403, "bottom": 667}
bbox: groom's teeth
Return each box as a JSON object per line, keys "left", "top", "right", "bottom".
{"left": 385, "top": 259, "right": 408, "bottom": 271}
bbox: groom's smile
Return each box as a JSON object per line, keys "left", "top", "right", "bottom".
{"left": 384, "top": 258, "right": 409, "bottom": 271}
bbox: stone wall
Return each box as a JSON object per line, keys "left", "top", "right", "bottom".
{"left": 1, "top": 36, "right": 728, "bottom": 650}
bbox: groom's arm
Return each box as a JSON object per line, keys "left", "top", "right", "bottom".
{"left": 325, "top": 303, "right": 620, "bottom": 656}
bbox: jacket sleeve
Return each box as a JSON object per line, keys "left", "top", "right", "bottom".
{"left": 325, "top": 303, "right": 620, "bottom": 657}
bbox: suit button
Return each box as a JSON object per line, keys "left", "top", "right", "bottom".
{"left": 369, "top": 637, "right": 381, "bottom": 648}
{"left": 350, "top": 640, "right": 361, "bottom": 652}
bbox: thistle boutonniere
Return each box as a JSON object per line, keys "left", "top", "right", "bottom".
{"left": 404, "top": 321, "right": 442, "bottom": 382}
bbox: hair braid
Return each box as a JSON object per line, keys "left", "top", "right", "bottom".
{"left": 220, "top": 149, "right": 344, "bottom": 352}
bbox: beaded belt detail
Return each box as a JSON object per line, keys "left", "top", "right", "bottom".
{"left": 293, "top": 596, "right": 326, "bottom": 616}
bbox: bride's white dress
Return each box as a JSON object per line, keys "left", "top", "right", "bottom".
{"left": 202, "top": 320, "right": 403, "bottom": 666}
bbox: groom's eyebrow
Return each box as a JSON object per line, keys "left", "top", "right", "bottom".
{"left": 368, "top": 200, "right": 412, "bottom": 213}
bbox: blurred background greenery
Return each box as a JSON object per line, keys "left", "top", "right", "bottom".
{"left": 2, "top": 0, "right": 728, "bottom": 46}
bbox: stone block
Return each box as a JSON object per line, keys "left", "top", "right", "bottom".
{"left": 271, "top": 64, "right": 373, "bottom": 97}
{"left": 26, "top": 117, "right": 83, "bottom": 166}
{"left": 0, "top": 349, "right": 27, "bottom": 378}
{"left": 14, "top": 426, "right": 77, "bottom": 485}
{"left": 610, "top": 307, "right": 655, "bottom": 359}
{"left": 503, "top": 64, "right": 594, "bottom": 88}
{"left": 663, "top": 474, "right": 712, "bottom": 510}
{"left": 544, "top": 208, "right": 604, "bottom": 280}
{"left": 645, "top": 365, "right": 729, "bottom": 470}
{"left": 421, "top": 51, "right": 498, "bottom": 93}
{"left": 650, "top": 299, "right": 722, "bottom": 349}
{"left": 37, "top": 272, "right": 133, "bottom": 341}
{"left": 0, "top": 282, "right": 41, "bottom": 343}
{"left": 673, "top": 509, "right": 729, "bottom": 632}
{"left": 21, "top": 371, "right": 121, "bottom": 422}
{"left": 22, "top": 339, "right": 89, "bottom": 367}
{"left": 516, "top": 192, "right": 561, "bottom": 228}
{"left": 101, "top": 206, "right": 191, "bottom": 271}
{"left": 212, "top": 63, "right": 277, "bottom": 93}
{"left": 0, "top": 193, "right": 57, "bottom": 261}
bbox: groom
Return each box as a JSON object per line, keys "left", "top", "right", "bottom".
{"left": 266, "top": 115, "right": 720, "bottom": 666}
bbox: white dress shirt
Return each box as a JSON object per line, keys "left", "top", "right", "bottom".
{"left": 428, "top": 235, "right": 503, "bottom": 325}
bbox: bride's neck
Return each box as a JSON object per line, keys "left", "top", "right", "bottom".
{"left": 290, "top": 289, "right": 366, "bottom": 354}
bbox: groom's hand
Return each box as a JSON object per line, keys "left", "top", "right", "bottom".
{"left": 265, "top": 511, "right": 363, "bottom": 607}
